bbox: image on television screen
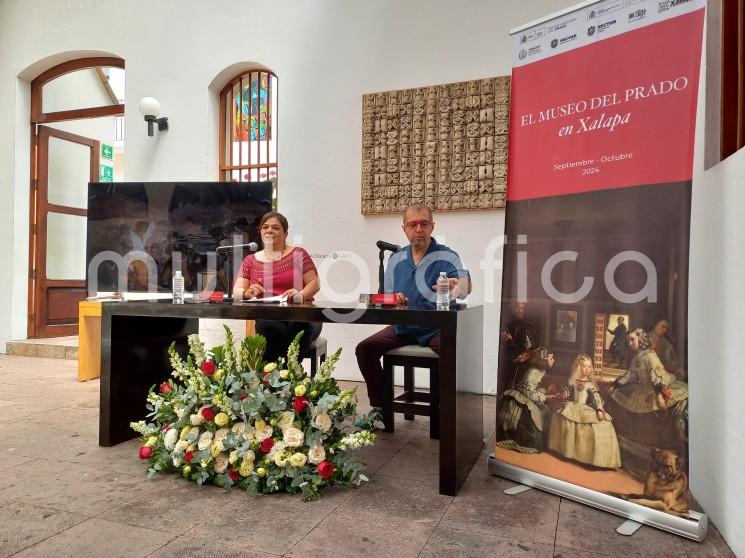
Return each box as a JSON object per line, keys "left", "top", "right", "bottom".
{"left": 87, "top": 181, "right": 273, "bottom": 293}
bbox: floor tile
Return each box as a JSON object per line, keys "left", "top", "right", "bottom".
{"left": 99, "top": 481, "right": 236, "bottom": 534}
{"left": 287, "top": 507, "right": 434, "bottom": 558}
{"left": 441, "top": 480, "right": 560, "bottom": 545}
{"left": 147, "top": 535, "right": 277, "bottom": 558}
{"left": 11, "top": 517, "right": 172, "bottom": 558}
{"left": 555, "top": 498, "right": 688, "bottom": 557}
{"left": 420, "top": 526, "right": 554, "bottom": 558}
{"left": 0, "top": 458, "right": 155, "bottom": 516}
{"left": 0, "top": 501, "right": 87, "bottom": 558}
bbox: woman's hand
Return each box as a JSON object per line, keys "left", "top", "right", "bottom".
{"left": 282, "top": 289, "right": 303, "bottom": 303}
{"left": 244, "top": 283, "right": 265, "bottom": 299}
{"left": 395, "top": 292, "right": 408, "bottom": 305}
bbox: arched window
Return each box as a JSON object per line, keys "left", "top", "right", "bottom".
{"left": 219, "top": 70, "right": 278, "bottom": 182}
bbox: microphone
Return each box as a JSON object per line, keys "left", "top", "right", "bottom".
{"left": 216, "top": 242, "right": 259, "bottom": 253}
{"left": 376, "top": 240, "right": 401, "bottom": 253}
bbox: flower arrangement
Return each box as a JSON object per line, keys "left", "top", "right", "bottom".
{"left": 131, "top": 327, "right": 381, "bottom": 500}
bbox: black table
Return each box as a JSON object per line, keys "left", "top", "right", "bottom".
{"left": 99, "top": 300, "right": 483, "bottom": 496}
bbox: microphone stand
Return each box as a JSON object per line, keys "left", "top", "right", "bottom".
{"left": 217, "top": 243, "right": 258, "bottom": 300}
{"left": 378, "top": 249, "right": 386, "bottom": 294}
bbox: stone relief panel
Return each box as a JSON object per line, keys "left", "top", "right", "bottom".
{"left": 361, "top": 76, "right": 509, "bottom": 214}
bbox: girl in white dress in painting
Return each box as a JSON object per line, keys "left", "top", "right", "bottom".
{"left": 548, "top": 354, "right": 621, "bottom": 468}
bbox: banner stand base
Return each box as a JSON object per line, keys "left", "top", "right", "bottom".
{"left": 504, "top": 484, "right": 533, "bottom": 496}
{"left": 616, "top": 519, "right": 643, "bottom": 536}
{"left": 487, "top": 454, "right": 708, "bottom": 542}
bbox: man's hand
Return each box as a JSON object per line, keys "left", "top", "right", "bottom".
{"left": 431, "top": 277, "right": 461, "bottom": 298}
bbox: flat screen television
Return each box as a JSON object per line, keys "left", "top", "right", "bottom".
{"left": 87, "top": 181, "right": 273, "bottom": 293}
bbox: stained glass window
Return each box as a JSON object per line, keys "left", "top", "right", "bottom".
{"left": 219, "top": 70, "right": 278, "bottom": 186}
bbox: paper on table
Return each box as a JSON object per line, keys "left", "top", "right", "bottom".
{"left": 246, "top": 294, "right": 288, "bottom": 303}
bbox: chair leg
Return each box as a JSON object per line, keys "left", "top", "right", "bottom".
{"left": 403, "top": 365, "right": 414, "bottom": 421}
{"left": 310, "top": 352, "right": 318, "bottom": 379}
{"left": 382, "top": 358, "right": 395, "bottom": 433}
{"left": 430, "top": 364, "right": 439, "bottom": 440}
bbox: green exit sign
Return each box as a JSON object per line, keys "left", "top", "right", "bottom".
{"left": 99, "top": 165, "right": 113, "bottom": 182}
{"left": 101, "top": 144, "right": 113, "bottom": 160}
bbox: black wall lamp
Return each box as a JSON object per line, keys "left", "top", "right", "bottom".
{"left": 138, "top": 97, "right": 169, "bottom": 136}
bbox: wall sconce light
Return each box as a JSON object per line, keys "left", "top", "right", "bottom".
{"left": 138, "top": 97, "right": 169, "bottom": 136}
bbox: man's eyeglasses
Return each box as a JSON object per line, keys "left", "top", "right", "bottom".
{"left": 403, "top": 220, "right": 433, "bottom": 231}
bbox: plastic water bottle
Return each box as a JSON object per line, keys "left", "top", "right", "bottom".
{"left": 172, "top": 271, "right": 185, "bottom": 304}
{"left": 436, "top": 272, "right": 450, "bottom": 310}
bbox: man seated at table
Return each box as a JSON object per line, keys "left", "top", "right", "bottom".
{"left": 355, "top": 203, "right": 472, "bottom": 412}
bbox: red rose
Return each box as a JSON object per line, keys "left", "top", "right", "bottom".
{"left": 228, "top": 469, "right": 239, "bottom": 481}
{"left": 138, "top": 446, "right": 153, "bottom": 460}
{"left": 292, "top": 396, "right": 308, "bottom": 413}
{"left": 159, "top": 382, "right": 173, "bottom": 394}
{"left": 184, "top": 451, "right": 194, "bottom": 463}
{"left": 260, "top": 438, "right": 275, "bottom": 454}
{"left": 239, "top": 395, "right": 247, "bottom": 401}
{"left": 201, "top": 407, "right": 216, "bottom": 421}
{"left": 161, "top": 424, "right": 172, "bottom": 431}
{"left": 201, "top": 360, "right": 216, "bottom": 375}
{"left": 317, "top": 460, "right": 334, "bottom": 479}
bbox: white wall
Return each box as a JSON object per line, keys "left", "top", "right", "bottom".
{"left": 1, "top": 1, "right": 742, "bottom": 553}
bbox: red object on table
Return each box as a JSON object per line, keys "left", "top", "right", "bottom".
{"left": 370, "top": 293, "right": 398, "bottom": 305}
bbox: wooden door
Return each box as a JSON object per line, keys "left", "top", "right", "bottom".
{"left": 30, "top": 125, "right": 99, "bottom": 338}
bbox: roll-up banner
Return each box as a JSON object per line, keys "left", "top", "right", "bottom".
{"left": 489, "top": 0, "right": 707, "bottom": 541}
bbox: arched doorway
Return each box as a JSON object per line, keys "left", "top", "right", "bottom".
{"left": 28, "top": 57, "right": 125, "bottom": 338}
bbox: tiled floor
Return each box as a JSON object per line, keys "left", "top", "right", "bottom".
{"left": 0, "top": 354, "right": 736, "bottom": 557}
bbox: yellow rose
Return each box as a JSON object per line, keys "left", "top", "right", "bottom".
{"left": 279, "top": 369, "right": 289, "bottom": 380}
{"left": 270, "top": 418, "right": 278, "bottom": 426}
{"left": 274, "top": 452, "right": 289, "bottom": 467}
{"left": 310, "top": 390, "right": 318, "bottom": 397}
{"left": 294, "top": 384, "right": 307, "bottom": 397}
{"left": 263, "top": 362, "right": 278, "bottom": 373}
{"left": 239, "top": 459, "right": 254, "bottom": 476}
{"left": 257, "top": 467, "right": 266, "bottom": 477}
{"left": 277, "top": 411, "right": 296, "bottom": 432}
{"left": 179, "top": 426, "right": 191, "bottom": 441}
{"left": 210, "top": 443, "right": 222, "bottom": 457}
{"left": 243, "top": 450, "right": 256, "bottom": 463}
{"left": 182, "top": 465, "right": 192, "bottom": 477}
{"left": 254, "top": 419, "right": 266, "bottom": 430}
{"left": 213, "top": 369, "right": 224, "bottom": 381}
{"left": 229, "top": 450, "right": 239, "bottom": 465}
{"left": 214, "top": 412, "right": 229, "bottom": 427}
{"left": 289, "top": 452, "right": 307, "bottom": 468}
{"left": 145, "top": 436, "right": 157, "bottom": 447}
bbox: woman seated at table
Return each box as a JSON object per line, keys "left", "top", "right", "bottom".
{"left": 233, "top": 211, "right": 321, "bottom": 363}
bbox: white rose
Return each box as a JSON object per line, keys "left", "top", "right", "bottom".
{"left": 268, "top": 441, "right": 286, "bottom": 460}
{"left": 243, "top": 426, "right": 256, "bottom": 441}
{"left": 283, "top": 427, "right": 304, "bottom": 448}
{"left": 243, "top": 449, "right": 256, "bottom": 462}
{"left": 174, "top": 440, "right": 189, "bottom": 453}
{"left": 164, "top": 428, "right": 178, "bottom": 450}
{"left": 277, "top": 411, "right": 296, "bottom": 432}
{"left": 213, "top": 452, "right": 229, "bottom": 473}
{"left": 308, "top": 445, "right": 326, "bottom": 465}
{"left": 190, "top": 414, "right": 204, "bottom": 426}
{"left": 197, "top": 431, "right": 213, "bottom": 451}
{"left": 214, "top": 428, "right": 230, "bottom": 445}
{"left": 231, "top": 422, "right": 246, "bottom": 438}
{"left": 255, "top": 425, "right": 273, "bottom": 442}
{"left": 314, "top": 413, "right": 333, "bottom": 433}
